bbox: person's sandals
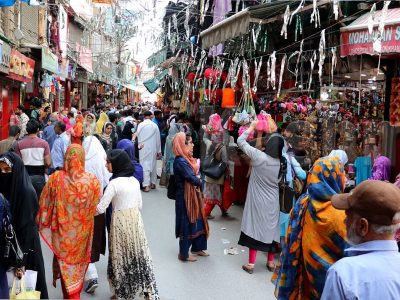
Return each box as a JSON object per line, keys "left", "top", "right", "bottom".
{"left": 178, "top": 254, "right": 197, "bottom": 262}
{"left": 207, "top": 215, "right": 215, "bottom": 220}
{"left": 151, "top": 183, "right": 156, "bottom": 189}
{"left": 242, "top": 263, "right": 255, "bottom": 274}
{"left": 143, "top": 186, "right": 151, "bottom": 192}
{"left": 191, "top": 250, "right": 210, "bottom": 257}
{"left": 266, "top": 262, "right": 276, "bottom": 272}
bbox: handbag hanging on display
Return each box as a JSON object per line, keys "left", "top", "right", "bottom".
{"left": 201, "top": 144, "right": 227, "bottom": 180}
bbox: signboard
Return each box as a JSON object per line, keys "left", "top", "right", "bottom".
{"left": 76, "top": 43, "right": 93, "bottom": 73}
{"left": 0, "top": 42, "right": 11, "bottom": 74}
{"left": 42, "top": 47, "right": 59, "bottom": 74}
{"left": 8, "top": 49, "right": 35, "bottom": 83}
{"left": 341, "top": 24, "right": 400, "bottom": 56}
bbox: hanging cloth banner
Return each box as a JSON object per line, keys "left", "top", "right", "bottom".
{"left": 333, "top": 0, "right": 340, "bottom": 21}
{"left": 270, "top": 51, "right": 277, "bottom": 90}
{"left": 277, "top": 54, "right": 287, "bottom": 98}
{"left": 331, "top": 47, "right": 337, "bottom": 85}
{"left": 318, "top": 29, "right": 326, "bottom": 85}
{"left": 290, "top": 0, "right": 305, "bottom": 25}
{"left": 295, "top": 39, "right": 304, "bottom": 86}
{"left": 281, "top": 5, "right": 290, "bottom": 40}
{"left": 308, "top": 50, "right": 317, "bottom": 91}
{"left": 310, "top": 0, "right": 320, "bottom": 28}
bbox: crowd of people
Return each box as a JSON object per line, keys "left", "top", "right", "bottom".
{"left": 0, "top": 101, "right": 400, "bottom": 299}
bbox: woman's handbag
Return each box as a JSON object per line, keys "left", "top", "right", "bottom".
{"left": 289, "top": 155, "right": 305, "bottom": 198}
{"left": 201, "top": 145, "right": 227, "bottom": 180}
{"left": 167, "top": 175, "right": 176, "bottom": 200}
{"left": 2, "top": 198, "right": 24, "bottom": 268}
{"left": 279, "top": 178, "right": 295, "bottom": 214}
{"left": 159, "top": 169, "right": 169, "bottom": 187}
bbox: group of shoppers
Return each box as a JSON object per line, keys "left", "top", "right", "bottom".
{"left": 0, "top": 104, "right": 160, "bottom": 299}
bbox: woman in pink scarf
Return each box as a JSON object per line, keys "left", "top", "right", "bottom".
{"left": 63, "top": 116, "right": 74, "bottom": 139}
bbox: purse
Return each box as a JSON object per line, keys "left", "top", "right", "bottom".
{"left": 201, "top": 145, "right": 227, "bottom": 180}
{"left": 159, "top": 168, "right": 169, "bottom": 187}
{"left": 279, "top": 161, "right": 295, "bottom": 214}
{"left": 289, "top": 155, "right": 305, "bottom": 198}
{"left": 2, "top": 197, "right": 25, "bottom": 269}
{"left": 167, "top": 175, "right": 176, "bottom": 200}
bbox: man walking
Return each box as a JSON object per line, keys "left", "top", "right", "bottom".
{"left": 15, "top": 119, "right": 51, "bottom": 198}
{"left": 136, "top": 110, "right": 161, "bottom": 192}
{"left": 42, "top": 113, "right": 59, "bottom": 150}
{"left": 0, "top": 126, "right": 20, "bottom": 154}
{"left": 322, "top": 180, "right": 400, "bottom": 300}
{"left": 15, "top": 105, "right": 30, "bottom": 137}
{"left": 51, "top": 121, "right": 70, "bottom": 171}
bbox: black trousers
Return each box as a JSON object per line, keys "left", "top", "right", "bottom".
{"left": 30, "top": 175, "right": 46, "bottom": 200}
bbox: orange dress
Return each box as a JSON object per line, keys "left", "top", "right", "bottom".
{"left": 71, "top": 115, "right": 84, "bottom": 145}
{"left": 37, "top": 144, "right": 101, "bottom": 297}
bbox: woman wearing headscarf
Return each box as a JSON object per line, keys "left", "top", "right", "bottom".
{"left": 63, "top": 116, "right": 73, "bottom": 139}
{"left": 328, "top": 149, "right": 348, "bottom": 166}
{"left": 83, "top": 113, "right": 96, "bottom": 137}
{"left": 202, "top": 113, "right": 229, "bottom": 219}
{"left": 99, "top": 122, "right": 115, "bottom": 152}
{"left": 96, "top": 150, "right": 159, "bottom": 299}
{"left": 272, "top": 156, "right": 349, "bottom": 299}
{"left": 369, "top": 155, "right": 391, "bottom": 181}
{"left": 96, "top": 112, "right": 108, "bottom": 135}
{"left": 237, "top": 120, "right": 284, "bottom": 273}
{"left": 71, "top": 114, "right": 84, "bottom": 145}
{"left": 116, "top": 139, "right": 143, "bottom": 183}
{"left": 82, "top": 135, "right": 110, "bottom": 293}
{"left": 0, "top": 153, "right": 48, "bottom": 299}
{"left": 38, "top": 145, "right": 100, "bottom": 299}
{"left": 173, "top": 132, "right": 209, "bottom": 262}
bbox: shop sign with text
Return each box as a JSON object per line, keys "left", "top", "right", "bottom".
{"left": 8, "top": 49, "right": 35, "bottom": 83}
{"left": 341, "top": 24, "right": 400, "bottom": 56}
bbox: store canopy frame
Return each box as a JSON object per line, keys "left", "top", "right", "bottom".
{"left": 199, "top": 0, "right": 330, "bottom": 49}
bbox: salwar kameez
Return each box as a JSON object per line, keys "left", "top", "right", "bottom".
{"left": 174, "top": 157, "right": 208, "bottom": 259}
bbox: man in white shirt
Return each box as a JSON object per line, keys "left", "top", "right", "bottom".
{"left": 322, "top": 180, "right": 400, "bottom": 300}
{"left": 135, "top": 111, "right": 161, "bottom": 192}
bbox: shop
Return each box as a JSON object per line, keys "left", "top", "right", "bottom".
{"left": 0, "top": 47, "right": 35, "bottom": 139}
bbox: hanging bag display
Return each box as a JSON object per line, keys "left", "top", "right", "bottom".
{"left": 232, "top": 93, "right": 255, "bottom": 125}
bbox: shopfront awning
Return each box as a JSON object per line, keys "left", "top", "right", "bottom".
{"left": 340, "top": 8, "right": 400, "bottom": 57}
{"left": 199, "top": 0, "right": 331, "bottom": 49}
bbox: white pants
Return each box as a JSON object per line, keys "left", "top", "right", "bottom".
{"left": 142, "top": 161, "right": 158, "bottom": 187}
{"left": 85, "top": 263, "right": 98, "bottom": 281}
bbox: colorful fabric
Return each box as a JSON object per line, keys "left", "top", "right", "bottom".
{"left": 272, "top": 157, "right": 349, "bottom": 300}
{"left": 369, "top": 155, "right": 391, "bottom": 181}
{"left": 354, "top": 156, "right": 372, "bottom": 186}
{"left": 96, "top": 112, "right": 109, "bottom": 135}
{"left": 204, "top": 113, "right": 223, "bottom": 134}
{"left": 71, "top": 115, "right": 84, "bottom": 145}
{"left": 38, "top": 144, "right": 101, "bottom": 296}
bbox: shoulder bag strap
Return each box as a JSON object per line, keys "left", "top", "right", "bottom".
{"left": 288, "top": 155, "right": 297, "bottom": 177}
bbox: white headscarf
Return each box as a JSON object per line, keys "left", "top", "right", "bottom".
{"left": 328, "top": 149, "right": 348, "bottom": 166}
{"left": 83, "top": 135, "right": 111, "bottom": 192}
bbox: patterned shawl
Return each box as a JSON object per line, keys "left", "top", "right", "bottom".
{"left": 37, "top": 144, "right": 101, "bottom": 295}
{"left": 272, "top": 157, "right": 349, "bottom": 300}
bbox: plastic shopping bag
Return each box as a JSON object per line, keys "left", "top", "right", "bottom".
{"left": 9, "top": 276, "right": 40, "bottom": 300}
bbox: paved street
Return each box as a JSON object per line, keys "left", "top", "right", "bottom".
{"left": 42, "top": 185, "right": 276, "bottom": 300}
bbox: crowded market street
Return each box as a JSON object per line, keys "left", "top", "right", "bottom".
{"left": 43, "top": 180, "right": 275, "bottom": 300}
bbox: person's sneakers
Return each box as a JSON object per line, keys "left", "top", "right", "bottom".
{"left": 85, "top": 279, "right": 99, "bottom": 294}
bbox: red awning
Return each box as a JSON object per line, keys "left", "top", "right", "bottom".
{"left": 340, "top": 8, "right": 400, "bottom": 57}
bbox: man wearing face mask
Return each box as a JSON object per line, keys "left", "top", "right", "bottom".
{"left": 322, "top": 180, "right": 400, "bottom": 300}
